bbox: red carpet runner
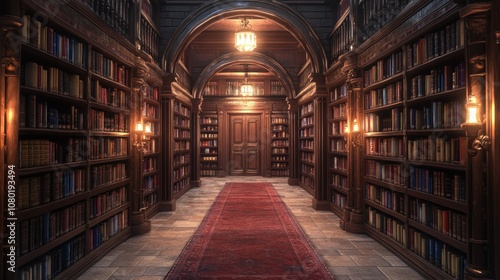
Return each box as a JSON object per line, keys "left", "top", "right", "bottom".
{"left": 165, "top": 182, "right": 333, "bottom": 279}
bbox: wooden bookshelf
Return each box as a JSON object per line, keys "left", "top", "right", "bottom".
{"left": 172, "top": 100, "right": 192, "bottom": 197}
{"left": 271, "top": 112, "right": 289, "bottom": 177}
{"left": 298, "top": 101, "right": 315, "bottom": 193}
{"left": 202, "top": 78, "right": 286, "bottom": 97}
{"left": 358, "top": 8, "right": 468, "bottom": 279}
{"left": 16, "top": 8, "right": 134, "bottom": 279}
{"left": 328, "top": 84, "right": 348, "bottom": 216}
{"left": 200, "top": 114, "right": 219, "bottom": 177}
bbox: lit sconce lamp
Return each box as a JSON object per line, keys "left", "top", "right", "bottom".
{"left": 351, "top": 118, "right": 362, "bottom": 147}
{"left": 235, "top": 17, "right": 257, "bottom": 52}
{"left": 134, "top": 121, "right": 150, "bottom": 153}
{"left": 462, "top": 93, "right": 490, "bottom": 152}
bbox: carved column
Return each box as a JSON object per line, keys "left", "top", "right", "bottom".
{"left": 0, "top": 1, "right": 22, "bottom": 278}
{"left": 460, "top": 3, "right": 493, "bottom": 279}
{"left": 191, "top": 98, "right": 202, "bottom": 187}
{"left": 159, "top": 73, "right": 177, "bottom": 211}
{"left": 311, "top": 74, "right": 329, "bottom": 210}
{"left": 287, "top": 98, "right": 299, "bottom": 185}
{"left": 130, "top": 57, "right": 151, "bottom": 234}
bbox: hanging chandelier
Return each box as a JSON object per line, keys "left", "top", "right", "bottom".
{"left": 240, "top": 65, "right": 253, "bottom": 96}
{"left": 235, "top": 18, "right": 257, "bottom": 52}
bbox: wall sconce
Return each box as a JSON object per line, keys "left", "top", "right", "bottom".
{"left": 351, "top": 118, "right": 362, "bottom": 147}
{"left": 134, "top": 121, "right": 150, "bottom": 153}
{"left": 461, "top": 93, "right": 490, "bottom": 153}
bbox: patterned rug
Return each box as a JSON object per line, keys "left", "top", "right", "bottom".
{"left": 165, "top": 182, "right": 333, "bottom": 279}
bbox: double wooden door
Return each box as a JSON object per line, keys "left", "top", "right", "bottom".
{"left": 229, "top": 114, "right": 261, "bottom": 175}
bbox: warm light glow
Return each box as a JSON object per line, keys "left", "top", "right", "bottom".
{"left": 136, "top": 122, "right": 144, "bottom": 132}
{"left": 465, "top": 95, "right": 481, "bottom": 124}
{"left": 352, "top": 119, "right": 360, "bottom": 132}
{"left": 240, "top": 82, "right": 254, "bottom": 96}
{"left": 344, "top": 123, "right": 349, "bottom": 134}
{"left": 235, "top": 18, "right": 256, "bottom": 52}
{"left": 145, "top": 123, "right": 152, "bottom": 134}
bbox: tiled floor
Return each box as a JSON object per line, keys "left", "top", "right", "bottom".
{"left": 77, "top": 177, "right": 424, "bottom": 280}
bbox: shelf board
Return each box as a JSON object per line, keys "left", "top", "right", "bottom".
{"left": 363, "top": 72, "right": 404, "bottom": 92}
{"left": 89, "top": 203, "right": 130, "bottom": 227}
{"left": 365, "top": 199, "right": 406, "bottom": 222}
{"left": 407, "top": 189, "right": 467, "bottom": 213}
{"left": 89, "top": 179, "right": 130, "bottom": 197}
{"left": 407, "top": 219, "right": 467, "bottom": 253}
{"left": 19, "top": 161, "right": 87, "bottom": 176}
{"left": 363, "top": 100, "right": 404, "bottom": 113}
{"left": 18, "top": 192, "right": 88, "bottom": 220}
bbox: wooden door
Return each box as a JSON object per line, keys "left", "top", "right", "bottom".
{"left": 229, "top": 114, "right": 261, "bottom": 175}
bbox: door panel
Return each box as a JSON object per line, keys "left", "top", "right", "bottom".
{"left": 229, "top": 114, "right": 261, "bottom": 175}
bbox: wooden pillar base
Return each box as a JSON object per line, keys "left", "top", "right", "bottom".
{"left": 288, "top": 178, "right": 299, "bottom": 185}
{"left": 191, "top": 180, "right": 201, "bottom": 188}
{"left": 339, "top": 207, "right": 352, "bottom": 231}
{"left": 131, "top": 212, "right": 151, "bottom": 235}
{"left": 312, "top": 198, "right": 330, "bottom": 211}
{"left": 159, "top": 200, "right": 176, "bottom": 211}
{"left": 344, "top": 211, "right": 365, "bottom": 233}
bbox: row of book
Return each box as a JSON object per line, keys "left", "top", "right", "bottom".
{"left": 143, "top": 192, "right": 159, "bottom": 208}
{"left": 299, "top": 139, "right": 314, "bottom": 150}
{"left": 300, "top": 151, "right": 314, "bottom": 163}
{"left": 271, "top": 162, "right": 288, "bottom": 169}
{"left": 19, "top": 235, "right": 85, "bottom": 280}
{"left": 201, "top": 125, "right": 217, "bottom": 132}
{"left": 91, "top": 80, "right": 129, "bottom": 109}
{"left": 364, "top": 51, "right": 404, "bottom": 86}
{"left": 300, "top": 126, "right": 314, "bottom": 138}
{"left": 90, "top": 50, "right": 130, "bottom": 86}
{"left": 200, "top": 140, "right": 218, "bottom": 147}
{"left": 201, "top": 117, "right": 218, "bottom": 124}
{"left": 272, "top": 156, "right": 287, "bottom": 162}
{"left": 331, "top": 103, "right": 347, "bottom": 119}
{"left": 20, "top": 95, "right": 85, "bottom": 130}
{"left": 365, "top": 183, "right": 405, "bottom": 215}
{"left": 174, "top": 140, "right": 190, "bottom": 151}
{"left": 300, "top": 163, "right": 314, "bottom": 176}
{"left": 359, "top": 0, "right": 410, "bottom": 39}
{"left": 173, "top": 177, "right": 190, "bottom": 194}
{"left": 364, "top": 81, "right": 403, "bottom": 109}
{"left": 408, "top": 168, "right": 466, "bottom": 203}
{"left": 300, "top": 102, "right": 314, "bottom": 116}
{"left": 272, "top": 148, "right": 288, "bottom": 154}
{"left": 88, "top": 137, "right": 128, "bottom": 160}
{"left": 19, "top": 202, "right": 85, "bottom": 255}
{"left": 408, "top": 229, "right": 465, "bottom": 279}
{"left": 84, "top": 0, "right": 131, "bottom": 36}
{"left": 331, "top": 174, "right": 348, "bottom": 190}
{"left": 330, "top": 84, "right": 347, "bottom": 101}
{"left": 201, "top": 156, "right": 217, "bottom": 161}
{"left": 272, "top": 131, "right": 288, "bottom": 138}
{"left": 143, "top": 157, "right": 157, "bottom": 173}
{"left": 409, "top": 199, "right": 466, "bottom": 243}
{"left": 91, "top": 163, "right": 128, "bottom": 189}
{"left": 174, "top": 101, "right": 191, "bottom": 117}
{"left": 143, "top": 85, "right": 159, "bottom": 101}
{"left": 90, "top": 186, "right": 128, "bottom": 219}
{"left": 89, "top": 210, "right": 129, "bottom": 251}
{"left": 143, "top": 175, "right": 158, "bottom": 191}
{"left": 299, "top": 175, "right": 314, "bottom": 189}
{"left": 331, "top": 121, "right": 347, "bottom": 135}
{"left": 408, "top": 100, "right": 464, "bottom": 130}
{"left": 201, "top": 170, "right": 218, "bottom": 176}
{"left": 365, "top": 160, "right": 406, "bottom": 186}
{"left": 173, "top": 154, "right": 190, "bottom": 166}
{"left": 174, "top": 115, "right": 190, "bottom": 127}
{"left": 22, "top": 15, "right": 87, "bottom": 68}
{"left": 409, "top": 63, "right": 465, "bottom": 98}
{"left": 271, "top": 117, "right": 288, "bottom": 124}
{"left": 18, "top": 169, "right": 86, "bottom": 210}
{"left": 270, "top": 81, "right": 286, "bottom": 95}
{"left": 174, "top": 129, "right": 191, "bottom": 138}
{"left": 300, "top": 115, "right": 314, "bottom": 127}
{"left": 22, "top": 61, "right": 84, "bottom": 98}
{"left": 19, "top": 138, "right": 85, "bottom": 168}
{"left": 366, "top": 206, "right": 406, "bottom": 246}
{"left": 332, "top": 155, "right": 348, "bottom": 171}
{"left": 407, "top": 136, "right": 466, "bottom": 164}
{"left": 365, "top": 137, "right": 405, "bottom": 157}
{"left": 173, "top": 166, "right": 190, "bottom": 180}
{"left": 332, "top": 192, "right": 347, "bottom": 209}
{"left": 364, "top": 108, "right": 404, "bottom": 132}
{"left": 202, "top": 81, "right": 219, "bottom": 96}
{"left": 272, "top": 140, "right": 289, "bottom": 147}
{"left": 90, "top": 110, "right": 129, "bottom": 132}
{"left": 271, "top": 170, "right": 289, "bottom": 177}
{"left": 407, "top": 19, "right": 465, "bottom": 68}
{"left": 330, "top": 138, "right": 347, "bottom": 152}
{"left": 141, "top": 102, "right": 158, "bottom": 118}
{"left": 201, "top": 147, "right": 217, "bottom": 155}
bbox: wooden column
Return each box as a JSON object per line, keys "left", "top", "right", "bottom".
{"left": 191, "top": 98, "right": 202, "bottom": 187}
{"left": 1, "top": 2, "right": 22, "bottom": 278}
{"left": 159, "top": 74, "right": 176, "bottom": 211}
{"left": 460, "top": 3, "right": 493, "bottom": 279}
{"left": 312, "top": 74, "right": 329, "bottom": 210}
{"left": 287, "top": 98, "right": 299, "bottom": 185}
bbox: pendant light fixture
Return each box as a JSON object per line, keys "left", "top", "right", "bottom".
{"left": 240, "top": 65, "right": 253, "bottom": 96}
{"left": 235, "top": 17, "right": 257, "bottom": 52}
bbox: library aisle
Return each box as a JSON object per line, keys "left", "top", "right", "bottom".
{"left": 77, "top": 177, "right": 424, "bottom": 280}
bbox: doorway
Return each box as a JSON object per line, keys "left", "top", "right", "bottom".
{"left": 229, "top": 114, "right": 261, "bottom": 175}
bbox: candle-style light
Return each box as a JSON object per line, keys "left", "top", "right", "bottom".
{"left": 240, "top": 65, "right": 253, "bottom": 96}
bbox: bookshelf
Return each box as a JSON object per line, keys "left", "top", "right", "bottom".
{"left": 140, "top": 85, "right": 161, "bottom": 216}
{"left": 83, "top": 0, "right": 132, "bottom": 38}
{"left": 17, "top": 10, "right": 133, "bottom": 279}
{"left": 298, "top": 101, "right": 315, "bottom": 193}
{"left": 270, "top": 112, "right": 289, "bottom": 177}
{"left": 328, "top": 84, "right": 348, "bottom": 216}
{"left": 172, "top": 100, "right": 192, "bottom": 197}
{"left": 200, "top": 114, "right": 219, "bottom": 177}
{"left": 202, "top": 78, "right": 286, "bottom": 97}
{"left": 359, "top": 12, "right": 469, "bottom": 279}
